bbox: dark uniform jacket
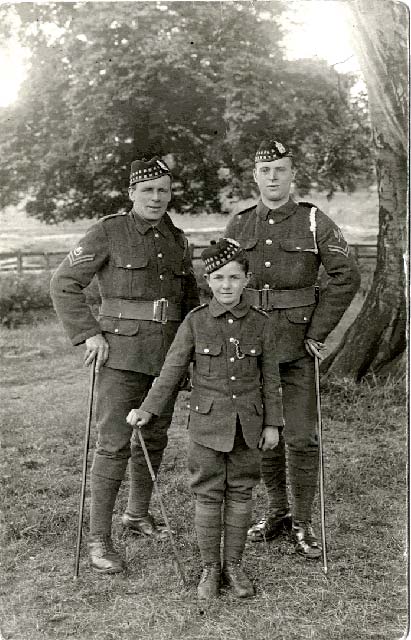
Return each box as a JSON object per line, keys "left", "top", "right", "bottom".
{"left": 141, "top": 296, "right": 284, "bottom": 452}
{"left": 225, "top": 198, "right": 361, "bottom": 362}
{"left": 50, "top": 210, "right": 200, "bottom": 375}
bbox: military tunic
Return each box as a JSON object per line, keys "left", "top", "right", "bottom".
{"left": 225, "top": 198, "right": 361, "bottom": 362}
{"left": 140, "top": 295, "right": 283, "bottom": 502}
{"left": 224, "top": 197, "right": 361, "bottom": 521}
{"left": 50, "top": 209, "right": 200, "bottom": 375}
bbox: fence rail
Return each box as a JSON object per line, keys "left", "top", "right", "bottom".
{"left": 0, "top": 242, "right": 377, "bottom": 274}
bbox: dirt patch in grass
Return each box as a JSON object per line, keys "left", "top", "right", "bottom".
{"left": 0, "top": 320, "right": 407, "bottom": 640}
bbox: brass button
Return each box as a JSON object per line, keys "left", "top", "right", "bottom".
{"left": 230, "top": 376, "right": 236, "bottom": 381}
{"left": 265, "top": 261, "right": 271, "bottom": 268}
{"left": 154, "top": 233, "right": 159, "bottom": 238}
{"left": 232, "top": 394, "right": 236, "bottom": 399}
{"left": 157, "top": 253, "right": 163, "bottom": 258}
{"left": 230, "top": 357, "right": 235, "bottom": 362}
{"left": 266, "top": 239, "right": 273, "bottom": 245}
{"left": 195, "top": 405, "right": 199, "bottom": 411}
{"left": 126, "top": 264, "right": 131, "bottom": 268}
{"left": 264, "top": 284, "right": 270, "bottom": 289}
{"left": 303, "top": 316, "right": 307, "bottom": 321}
{"left": 268, "top": 219, "right": 274, "bottom": 225}
{"left": 114, "top": 328, "right": 119, "bottom": 333}
{"left": 229, "top": 337, "right": 235, "bottom": 343}
{"left": 204, "top": 348, "right": 210, "bottom": 353}
{"left": 228, "top": 318, "right": 234, "bottom": 324}
{"left": 250, "top": 349, "right": 256, "bottom": 354}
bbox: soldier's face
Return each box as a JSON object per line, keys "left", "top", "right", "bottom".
{"left": 253, "top": 157, "right": 295, "bottom": 206}
{"left": 129, "top": 175, "right": 172, "bottom": 222}
{"left": 206, "top": 261, "right": 251, "bottom": 308}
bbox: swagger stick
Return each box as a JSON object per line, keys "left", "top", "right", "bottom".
{"left": 74, "top": 359, "right": 96, "bottom": 579}
{"left": 314, "top": 356, "right": 328, "bottom": 575}
{"left": 136, "top": 427, "right": 187, "bottom": 586}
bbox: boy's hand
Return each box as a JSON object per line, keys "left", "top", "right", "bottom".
{"left": 258, "top": 426, "right": 279, "bottom": 451}
{"left": 126, "top": 409, "right": 153, "bottom": 428}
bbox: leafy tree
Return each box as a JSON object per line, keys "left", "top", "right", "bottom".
{"left": 0, "top": 1, "right": 373, "bottom": 222}
{"left": 324, "top": 0, "right": 407, "bottom": 380}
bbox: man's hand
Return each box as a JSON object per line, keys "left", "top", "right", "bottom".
{"left": 304, "top": 338, "right": 326, "bottom": 360}
{"left": 84, "top": 334, "right": 109, "bottom": 372}
{"left": 258, "top": 426, "right": 280, "bottom": 451}
{"left": 126, "top": 408, "right": 153, "bottom": 428}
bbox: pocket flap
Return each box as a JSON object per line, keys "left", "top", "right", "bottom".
{"left": 99, "top": 316, "right": 140, "bottom": 336}
{"left": 195, "top": 342, "right": 223, "bottom": 356}
{"left": 242, "top": 238, "right": 258, "bottom": 250}
{"left": 280, "top": 237, "right": 316, "bottom": 252}
{"left": 285, "top": 307, "right": 314, "bottom": 324}
{"left": 241, "top": 343, "right": 262, "bottom": 356}
{"left": 112, "top": 252, "right": 148, "bottom": 269}
{"left": 190, "top": 396, "right": 214, "bottom": 414}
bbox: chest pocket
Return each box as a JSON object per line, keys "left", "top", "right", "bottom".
{"left": 240, "top": 343, "right": 262, "bottom": 376}
{"left": 281, "top": 237, "right": 317, "bottom": 253}
{"left": 195, "top": 341, "right": 223, "bottom": 376}
{"left": 109, "top": 244, "right": 148, "bottom": 297}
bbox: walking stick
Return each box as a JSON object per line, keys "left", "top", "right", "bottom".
{"left": 135, "top": 427, "right": 187, "bottom": 586}
{"left": 73, "top": 359, "right": 96, "bottom": 579}
{"left": 314, "top": 355, "right": 328, "bottom": 575}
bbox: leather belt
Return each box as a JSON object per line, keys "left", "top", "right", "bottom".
{"left": 100, "top": 298, "right": 182, "bottom": 324}
{"left": 244, "top": 285, "right": 317, "bottom": 310}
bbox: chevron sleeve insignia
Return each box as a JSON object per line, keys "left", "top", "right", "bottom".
{"left": 68, "top": 246, "right": 96, "bottom": 266}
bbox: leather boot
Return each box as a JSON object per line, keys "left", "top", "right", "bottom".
{"left": 292, "top": 521, "right": 321, "bottom": 559}
{"left": 88, "top": 535, "right": 125, "bottom": 574}
{"left": 197, "top": 563, "right": 221, "bottom": 601}
{"left": 222, "top": 561, "right": 255, "bottom": 598}
{"left": 122, "top": 512, "right": 168, "bottom": 539}
{"left": 247, "top": 509, "right": 292, "bottom": 542}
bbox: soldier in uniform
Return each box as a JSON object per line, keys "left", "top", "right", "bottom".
{"left": 225, "top": 139, "right": 361, "bottom": 558}
{"left": 127, "top": 238, "right": 284, "bottom": 601}
{"left": 50, "top": 156, "right": 200, "bottom": 573}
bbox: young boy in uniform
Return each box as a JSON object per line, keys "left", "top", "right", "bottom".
{"left": 127, "top": 238, "right": 283, "bottom": 601}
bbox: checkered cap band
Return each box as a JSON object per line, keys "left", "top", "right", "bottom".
{"left": 201, "top": 237, "right": 244, "bottom": 273}
{"left": 129, "top": 156, "right": 171, "bottom": 185}
{"left": 255, "top": 139, "right": 292, "bottom": 163}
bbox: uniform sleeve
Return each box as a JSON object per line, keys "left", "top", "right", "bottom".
{"left": 261, "top": 320, "right": 284, "bottom": 427}
{"left": 180, "top": 235, "right": 201, "bottom": 316}
{"left": 140, "top": 316, "right": 195, "bottom": 416}
{"left": 306, "top": 210, "right": 361, "bottom": 342}
{"left": 50, "top": 221, "right": 109, "bottom": 345}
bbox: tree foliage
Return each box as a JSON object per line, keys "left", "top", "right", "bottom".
{"left": 0, "top": 1, "right": 373, "bottom": 222}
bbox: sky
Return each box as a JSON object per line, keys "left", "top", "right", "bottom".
{"left": 0, "top": 1, "right": 362, "bottom": 108}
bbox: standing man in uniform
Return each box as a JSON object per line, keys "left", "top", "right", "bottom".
{"left": 225, "top": 139, "right": 360, "bottom": 558}
{"left": 51, "top": 156, "right": 200, "bottom": 573}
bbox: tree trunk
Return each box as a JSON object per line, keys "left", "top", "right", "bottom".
{"left": 324, "top": 0, "right": 408, "bottom": 381}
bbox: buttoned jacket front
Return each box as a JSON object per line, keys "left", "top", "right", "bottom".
{"left": 141, "top": 297, "right": 284, "bottom": 452}
{"left": 50, "top": 210, "right": 200, "bottom": 375}
{"left": 225, "top": 198, "right": 361, "bottom": 361}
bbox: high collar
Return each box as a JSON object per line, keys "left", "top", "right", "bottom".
{"left": 132, "top": 209, "right": 173, "bottom": 238}
{"left": 256, "top": 197, "right": 298, "bottom": 223}
{"left": 209, "top": 295, "right": 250, "bottom": 318}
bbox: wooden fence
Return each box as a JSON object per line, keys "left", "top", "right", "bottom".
{"left": 0, "top": 242, "right": 377, "bottom": 274}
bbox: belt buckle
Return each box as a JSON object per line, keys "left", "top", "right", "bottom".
{"left": 153, "top": 298, "right": 168, "bottom": 324}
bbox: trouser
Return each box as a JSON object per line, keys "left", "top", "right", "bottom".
{"left": 89, "top": 366, "right": 177, "bottom": 536}
{"left": 188, "top": 422, "right": 261, "bottom": 564}
{"left": 261, "top": 354, "right": 319, "bottom": 522}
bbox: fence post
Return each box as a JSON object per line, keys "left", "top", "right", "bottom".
{"left": 352, "top": 244, "right": 360, "bottom": 261}
{"left": 16, "top": 250, "right": 23, "bottom": 276}
{"left": 189, "top": 243, "right": 195, "bottom": 260}
{"left": 44, "top": 251, "right": 50, "bottom": 271}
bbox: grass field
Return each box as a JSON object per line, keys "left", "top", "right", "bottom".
{"left": 0, "top": 318, "right": 407, "bottom": 640}
{"left": 0, "top": 187, "right": 378, "bottom": 254}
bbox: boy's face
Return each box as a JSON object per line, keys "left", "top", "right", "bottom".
{"left": 205, "top": 260, "right": 250, "bottom": 308}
